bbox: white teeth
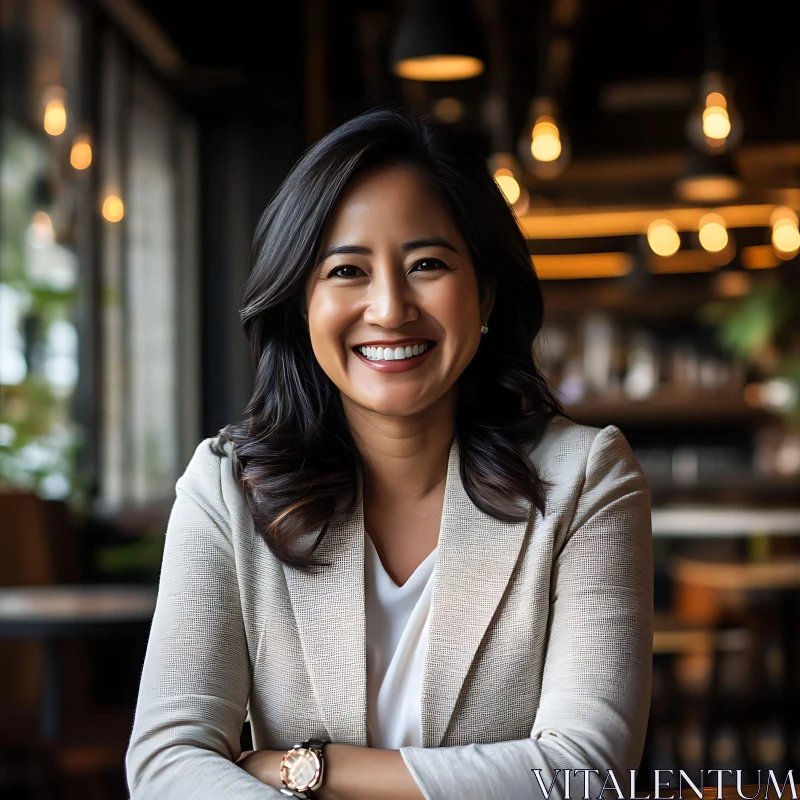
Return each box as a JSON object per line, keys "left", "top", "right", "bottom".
{"left": 358, "top": 342, "right": 431, "bottom": 361}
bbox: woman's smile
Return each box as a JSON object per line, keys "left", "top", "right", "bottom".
{"left": 352, "top": 340, "right": 437, "bottom": 372}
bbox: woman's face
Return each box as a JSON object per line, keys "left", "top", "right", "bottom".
{"left": 305, "top": 165, "right": 494, "bottom": 420}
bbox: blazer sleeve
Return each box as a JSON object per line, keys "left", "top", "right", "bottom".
{"left": 399, "top": 425, "right": 654, "bottom": 800}
{"left": 125, "top": 438, "right": 283, "bottom": 799}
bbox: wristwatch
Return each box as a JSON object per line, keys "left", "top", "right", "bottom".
{"left": 279, "top": 738, "right": 327, "bottom": 798}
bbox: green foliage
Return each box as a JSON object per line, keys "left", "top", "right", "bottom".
{"left": 699, "top": 282, "right": 796, "bottom": 361}
{"left": 699, "top": 278, "right": 800, "bottom": 423}
{"left": 0, "top": 121, "right": 85, "bottom": 508}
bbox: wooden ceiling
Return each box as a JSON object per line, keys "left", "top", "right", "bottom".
{"left": 130, "top": 0, "right": 800, "bottom": 206}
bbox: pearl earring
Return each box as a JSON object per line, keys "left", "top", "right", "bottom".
{"left": 480, "top": 322, "right": 489, "bottom": 335}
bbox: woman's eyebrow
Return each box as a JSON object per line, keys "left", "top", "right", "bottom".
{"left": 402, "top": 237, "right": 457, "bottom": 253}
{"left": 316, "top": 244, "right": 372, "bottom": 263}
{"left": 316, "top": 237, "right": 457, "bottom": 264}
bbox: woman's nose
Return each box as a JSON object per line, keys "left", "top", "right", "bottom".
{"left": 362, "top": 270, "right": 419, "bottom": 329}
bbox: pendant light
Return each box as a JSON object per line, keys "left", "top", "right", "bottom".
{"left": 390, "top": 0, "right": 486, "bottom": 82}
{"left": 685, "top": 0, "right": 743, "bottom": 154}
{"left": 771, "top": 207, "right": 800, "bottom": 259}
{"left": 484, "top": 2, "right": 527, "bottom": 214}
{"left": 516, "top": 2, "right": 573, "bottom": 182}
{"left": 698, "top": 213, "right": 729, "bottom": 253}
{"left": 518, "top": 97, "right": 571, "bottom": 181}
{"left": 686, "top": 71, "right": 743, "bottom": 154}
{"left": 43, "top": 86, "right": 67, "bottom": 136}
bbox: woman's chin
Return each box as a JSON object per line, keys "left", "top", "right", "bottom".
{"left": 348, "top": 392, "right": 435, "bottom": 419}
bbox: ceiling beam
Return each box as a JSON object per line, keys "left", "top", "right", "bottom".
{"left": 95, "top": 0, "right": 184, "bottom": 75}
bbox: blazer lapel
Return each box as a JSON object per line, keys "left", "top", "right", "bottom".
{"left": 421, "top": 437, "right": 534, "bottom": 747}
{"left": 281, "top": 499, "right": 368, "bottom": 747}
{"left": 281, "top": 435, "right": 533, "bottom": 750}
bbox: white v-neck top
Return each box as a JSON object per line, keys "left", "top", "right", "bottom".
{"left": 364, "top": 534, "right": 438, "bottom": 750}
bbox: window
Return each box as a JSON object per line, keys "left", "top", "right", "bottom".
{"left": 97, "top": 30, "right": 200, "bottom": 512}
{"left": 1, "top": 1, "right": 200, "bottom": 513}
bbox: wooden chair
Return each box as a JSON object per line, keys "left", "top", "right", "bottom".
{"left": 669, "top": 555, "right": 800, "bottom": 775}
{"left": 641, "top": 611, "right": 754, "bottom": 779}
{"left": 0, "top": 491, "right": 56, "bottom": 750}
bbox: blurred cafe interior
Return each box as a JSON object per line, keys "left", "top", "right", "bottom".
{"left": 1, "top": 0, "right": 799, "bottom": 796}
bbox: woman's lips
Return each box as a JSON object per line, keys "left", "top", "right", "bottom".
{"left": 352, "top": 342, "right": 436, "bottom": 373}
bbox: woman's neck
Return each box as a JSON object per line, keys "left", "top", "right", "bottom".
{"left": 344, "top": 390, "right": 456, "bottom": 506}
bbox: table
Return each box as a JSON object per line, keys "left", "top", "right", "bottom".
{"left": 0, "top": 585, "right": 157, "bottom": 741}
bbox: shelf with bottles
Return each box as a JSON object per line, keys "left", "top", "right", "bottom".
{"left": 537, "top": 309, "right": 761, "bottom": 423}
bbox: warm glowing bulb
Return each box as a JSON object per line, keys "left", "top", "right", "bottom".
{"left": 70, "top": 135, "right": 92, "bottom": 170}
{"left": 531, "top": 118, "right": 562, "bottom": 163}
{"left": 532, "top": 119, "right": 559, "bottom": 139}
{"left": 394, "top": 55, "right": 484, "bottom": 81}
{"left": 698, "top": 214, "right": 728, "bottom": 252}
{"left": 44, "top": 99, "right": 67, "bottom": 136}
{"left": 531, "top": 135, "right": 562, "bottom": 162}
{"left": 706, "top": 92, "right": 727, "bottom": 110}
{"left": 493, "top": 169, "right": 521, "bottom": 204}
{"left": 647, "top": 219, "right": 680, "bottom": 256}
{"left": 771, "top": 207, "right": 800, "bottom": 254}
{"left": 770, "top": 206, "right": 799, "bottom": 228}
{"left": 772, "top": 223, "right": 800, "bottom": 254}
{"left": 702, "top": 106, "right": 731, "bottom": 140}
{"left": 102, "top": 195, "right": 124, "bottom": 222}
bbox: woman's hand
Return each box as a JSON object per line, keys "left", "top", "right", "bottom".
{"left": 236, "top": 749, "right": 286, "bottom": 790}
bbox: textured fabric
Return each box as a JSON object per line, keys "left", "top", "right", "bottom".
{"left": 125, "top": 416, "right": 653, "bottom": 800}
{"left": 365, "top": 533, "right": 437, "bottom": 750}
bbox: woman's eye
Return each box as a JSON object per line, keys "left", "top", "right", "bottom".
{"left": 411, "top": 258, "right": 447, "bottom": 273}
{"left": 328, "top": 264, "right": 362, "bottom": 278}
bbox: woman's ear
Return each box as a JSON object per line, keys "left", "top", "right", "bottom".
{"left": 479, "top": 274, "right": 497, "bottom": 323}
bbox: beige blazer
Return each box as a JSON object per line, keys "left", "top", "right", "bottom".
{"left": 126, "top": 416, "right": 653, "bottom": 800}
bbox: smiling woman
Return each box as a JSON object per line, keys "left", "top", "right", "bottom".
{"left": 125, "top": 107, "right": 653, "bottom": 800}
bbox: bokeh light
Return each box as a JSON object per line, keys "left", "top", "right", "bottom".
{"left": 698, "top": 213, "right": 729, "bottom": 252}
{"left": 647, "top": 219, "right": 680, "bottom": 256}
{"left": 102, "top": 195, "right": 125, "bottom": 223}
{"left": 70, "top": 134, "right": 93, "bottom": 170}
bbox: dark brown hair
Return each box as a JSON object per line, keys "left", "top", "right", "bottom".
{"left": 213, "top": 105, "right": 562, "bottom": 571}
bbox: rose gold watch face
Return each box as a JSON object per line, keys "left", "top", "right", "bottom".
{"left": 281, "top": 748, "right": 320, "bottom": 791}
